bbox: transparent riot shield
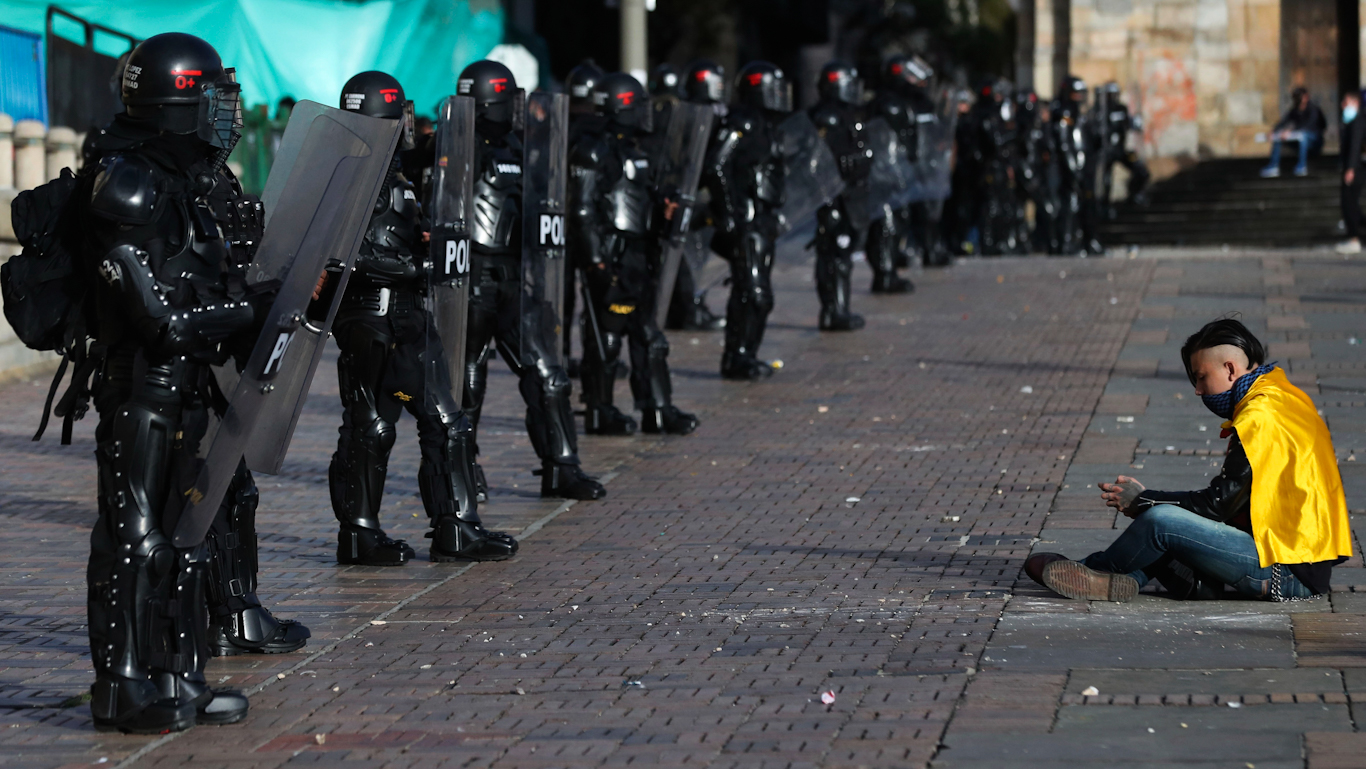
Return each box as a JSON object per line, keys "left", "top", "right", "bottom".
{"left": 520, "top": 91, "right": 569, "bottom": 368}
{"left": 909, "top": 102, "right": 955, "bottom": 203}
{"left": 864, "top": 116, "right": 916, "bottom": 218}
{"left": 653, "top": 102, "right": 714, "bottom": 328}
{"left": 777, "top": 111, "right": 844, "bottom": 235}
{"left": 173, "top": 102, "right": 400, "bottom": 548}
{"left": 427, "top": 95, "right": 476, "bottom": 409}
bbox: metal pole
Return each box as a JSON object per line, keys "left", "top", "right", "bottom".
{"left": 621, "top": 0, "right": 648, "bottom": 86}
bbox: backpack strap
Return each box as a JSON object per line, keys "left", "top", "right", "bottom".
{"left": 31, "top": 353, "right": 69, "bottom": 442}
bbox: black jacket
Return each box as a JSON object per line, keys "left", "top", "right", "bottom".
{"left": 1135, "top": 433, "right": 1335, "bottom": 595}
{"left": 1342, "top": 115, "right": 1365, "bottom": 175}
{"left": 1272, "top": 101, "right": 1327, "bottom": 135}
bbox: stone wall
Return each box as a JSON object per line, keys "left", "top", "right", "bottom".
{"left": 1039, "top": 0, "right": 1290, "bottom": 179}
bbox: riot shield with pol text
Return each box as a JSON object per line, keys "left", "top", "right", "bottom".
{"left": 520, "top": 91, "right": 569, "bottom": 368}
{"left": 427, "top": 95, "right": 476, "bottom": 409}
{"left": 653, "top": 101, "right": 713, "bottom": 328}
{"left": 777, "top": 111, "right": 844, "bottom": 237}
{"left": 173, "top": 102, "right": 400, "bottom": 547}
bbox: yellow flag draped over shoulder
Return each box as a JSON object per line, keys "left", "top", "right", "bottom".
{"left": 1230, "top": 367, "right": 1352, "bottom": 568}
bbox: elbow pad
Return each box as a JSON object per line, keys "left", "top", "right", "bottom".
{"left": 162, "top": 301, "right": 255, "bottom": 354}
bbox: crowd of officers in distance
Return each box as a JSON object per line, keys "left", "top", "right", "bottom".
{"left": 4, "top": 29, "right": 1151, "bottom": 736}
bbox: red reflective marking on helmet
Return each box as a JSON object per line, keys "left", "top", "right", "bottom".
{"left": 171, "top": 69, "right": 202, "bottom": 76}
{"left": 746, "top": 73, "right": 764, "bottom": 86}
{"left": 381, "top": 88, "right": 399, "bottom": 103}
{"left": 891, "top": 64, "right": 903, "bottom": 74}
{"left": 175, "top": 75, "right": 197, "bottom": 89}
{"left": 695, "top": 70, "right": 711, "bottom": 81}
{"left": 489, "top": 78, "right": 508, "bottom": 93}
{"left": 826, "top": 72, "right": 841, "bottom": 82}
{"left": 617, "top": 91, "right": 635, "bottom": 106}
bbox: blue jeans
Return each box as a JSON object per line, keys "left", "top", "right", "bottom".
{"left": 1265, "top": 131, "right": 1322, "bottom": 172}
{"left": 1081, "top": 505, "right": 1313, "bottom": 599}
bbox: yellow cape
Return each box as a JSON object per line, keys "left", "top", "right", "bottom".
{"left": 1229, "top": 367, "right": 1352, "bottom": 568}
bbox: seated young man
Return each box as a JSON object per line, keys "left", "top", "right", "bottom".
{"left": 1027, "top": 319, "right": 1352, "bottom": 602}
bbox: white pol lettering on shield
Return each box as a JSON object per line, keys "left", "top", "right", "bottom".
{"left": 444, "top": 238, "right": 469, "bottom": 276}
{"left": 539, "top": 214, "right": 565, "bottom": 247}
{"left": 263, "top": 331, "right": 294, "bottom": 377}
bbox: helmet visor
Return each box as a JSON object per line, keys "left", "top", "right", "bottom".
{"left": 763, "top": 79, "right": 793, "bottom": 113}
{"left": 400, "top": 100, "right": 417, "bottom": 151}
{"left": 197, "top": 70, "right": 242, "bottom": 150}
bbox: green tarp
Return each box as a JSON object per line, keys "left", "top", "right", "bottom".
{"left": 0, "top": 0, "right": 504, "bottom": 114}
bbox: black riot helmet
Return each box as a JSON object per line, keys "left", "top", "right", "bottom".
{"left": 817, "top": 60, "right": 862, "bottom": 105}
{"left": 339, "top": 70, "right": 415, "bottom": 149}
{"left": 734, "top": 61, "right": 792, "bottom": 113}
{"left": 595, "top": 72, "right": 653, "bottom": 132}
{"left": 120, "top": 32, "right": 242, "bottom": 151}
{"left": 458, "top": 59, "right": 525, "bottom": 127}
{"left": 650, "top": 62, "right": 682, "bottom": 99}
{"left": 566, "top": 58, "right": 605, "bottom": 114}
{"left": 885, "top": 54, "right": 932, "bottom": 93}
{"left": 1059, "top": 74, "right": 1088, "bottom": 105}
{"left": 1097, "top": 80, "right": 1122, "bottom": 107}
{"left": 684, "top": 59, "right": 726, "bottom": 104}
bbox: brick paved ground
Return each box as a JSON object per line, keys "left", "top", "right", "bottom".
{"left": 2, "top": 246, "right": 1364, "bottom": 768}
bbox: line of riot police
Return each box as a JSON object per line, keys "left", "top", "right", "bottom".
{"left": 946, "top": 75, "right": 1149, "bottom": 256}
{"left": 10, "top": 33, "right": 998, "bottom": 736}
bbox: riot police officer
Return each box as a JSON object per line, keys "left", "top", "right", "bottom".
{"left": 564, "top": 59, "right": 608, "bottom": 367}
{"left": 970, "top": 79, "right": 1024, "bottom": 255}
{"left": 867, "top": 54, "right": 942, "bottom": 284}
{"left": 457, "top": 60, "right": 606, "bottom": 500}
{"left": 570, "top": 73, "right": 700, "bottom": 435}
{"left": 1094, "top": 81, "right": 1150, "bottom": 214}
{"left": 650, "top": 63, "right": 684, "bottom": 100}
{"left": 326, "top": 71, "right": 517, "bottom": 567}
{"left": 704, "top": 61, "right": 791, "bottom": 380}
{"left": 1014, "top": 88, "right": 1057, "bottom": 253}
{"left": 80, "top": 32, "right": 261, "bottom": 733}
{"left": 808, "top": 60, "right": 869, "bottom": 330}
{"left": 657, "top": 59, "right": 726, "bottom": 332}
{"left": 1051, "top": 75, "right": 1103, "bottom": 254}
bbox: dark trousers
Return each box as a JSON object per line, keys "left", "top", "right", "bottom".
{"left": 1343, "top": 176, "right": 1363, "bottom": 239}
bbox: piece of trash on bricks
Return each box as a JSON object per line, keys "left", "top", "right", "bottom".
{"left": 1227, "top": 701, "right": 1242, "bottom": 708}
{"left": 1116, "top": 416, "right": 1134, "bottom": 423}
{"left": 370, "top": 620, "right": 387, "bottom": 625}
{"left": 942, "top": 515, "right": 961, "bottom": 523}
{"left": 821, "top": 691, "right": 837, "bottom": 705}
{"left": 846, "top": 497, "right": 861, "bottom": 503}
{"left": 624, "top": 680, "right": 645, "bottom": 689}
{"left": 1081, "top": 686, "right": 1099, "bottom": 696}
{"left": 315, "top": 734, "right": 326, "bottom": 745}
{"left": 1020, "top": 386, "right": 1033, "bottom": 394}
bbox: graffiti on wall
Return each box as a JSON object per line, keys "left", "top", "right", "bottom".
{"left": 1136, "top": 49, "right": 1198, "bottom": 157}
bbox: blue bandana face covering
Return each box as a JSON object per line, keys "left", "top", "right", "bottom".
{"left": 1201, "top": 363, "right": 1276, "bottom": 419}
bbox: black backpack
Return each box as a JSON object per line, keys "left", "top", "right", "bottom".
{"left": 3, "top": 167, "right": 99, "bottom": 442}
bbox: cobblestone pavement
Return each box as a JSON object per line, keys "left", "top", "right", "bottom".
{"left": 2, "top": 247, "right": 1365, "bottom": 768}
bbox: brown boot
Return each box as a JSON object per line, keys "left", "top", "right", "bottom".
{"left": 1040, "top": 559, "right": 1139, "bottom": 602}
{"left": 1024, "top": 552, "right": 1069, "bottom": 585}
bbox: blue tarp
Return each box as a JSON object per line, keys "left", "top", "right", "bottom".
{"left": 0, "top": 24, "right": 46, "bottom": 123}
{"left": 0, "top": 1, "right": 504, "bottom": 114}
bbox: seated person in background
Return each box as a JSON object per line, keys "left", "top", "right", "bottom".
{"left": 1261, "top": 87, "right": 1326, "bottom": 178}
{"left": 1026, "top": 318, "right": 1352, "bottom": 602}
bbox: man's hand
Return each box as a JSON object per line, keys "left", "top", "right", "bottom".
{"left": 663, "top": 198, "right": 679, "bottom": 222}
{"left": 312, "top": 271, "right": 329, "bottom": 301}
{"left": 1347, "top": 169, "right": 1355, "bottom": 185}
{"left": 1099, "top": 475, "right": 1146, "bottom": 517}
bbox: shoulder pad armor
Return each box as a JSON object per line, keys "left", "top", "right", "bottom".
{"left": 89, "top": 153, "right": 161, "bottom": 226}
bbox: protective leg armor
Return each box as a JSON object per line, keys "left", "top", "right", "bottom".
{"left": 204, "top": 465, "right": 310, "bottom": 655}
{"left": 580, "top": 286, "right": 637, "bottom": 436}
{"left": 417, "top": 409, "right": 518, "bottom": 561}
{"left": 88, "top": 398, "right": 246, "bottom": 733}
{"left": 631, "top": 319, "right": 698, "bottom": 434}
{"left": 720, "top": 229, "right": 778, "bottom": 380}
{"left": 330, "top": 327, "right": 415, "bottom": 566}
{"left": 814, "top": 203, "right": 865, "bottom": 331}
{"left": 866, "top": 203, "right": 914, "bottom": 293}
